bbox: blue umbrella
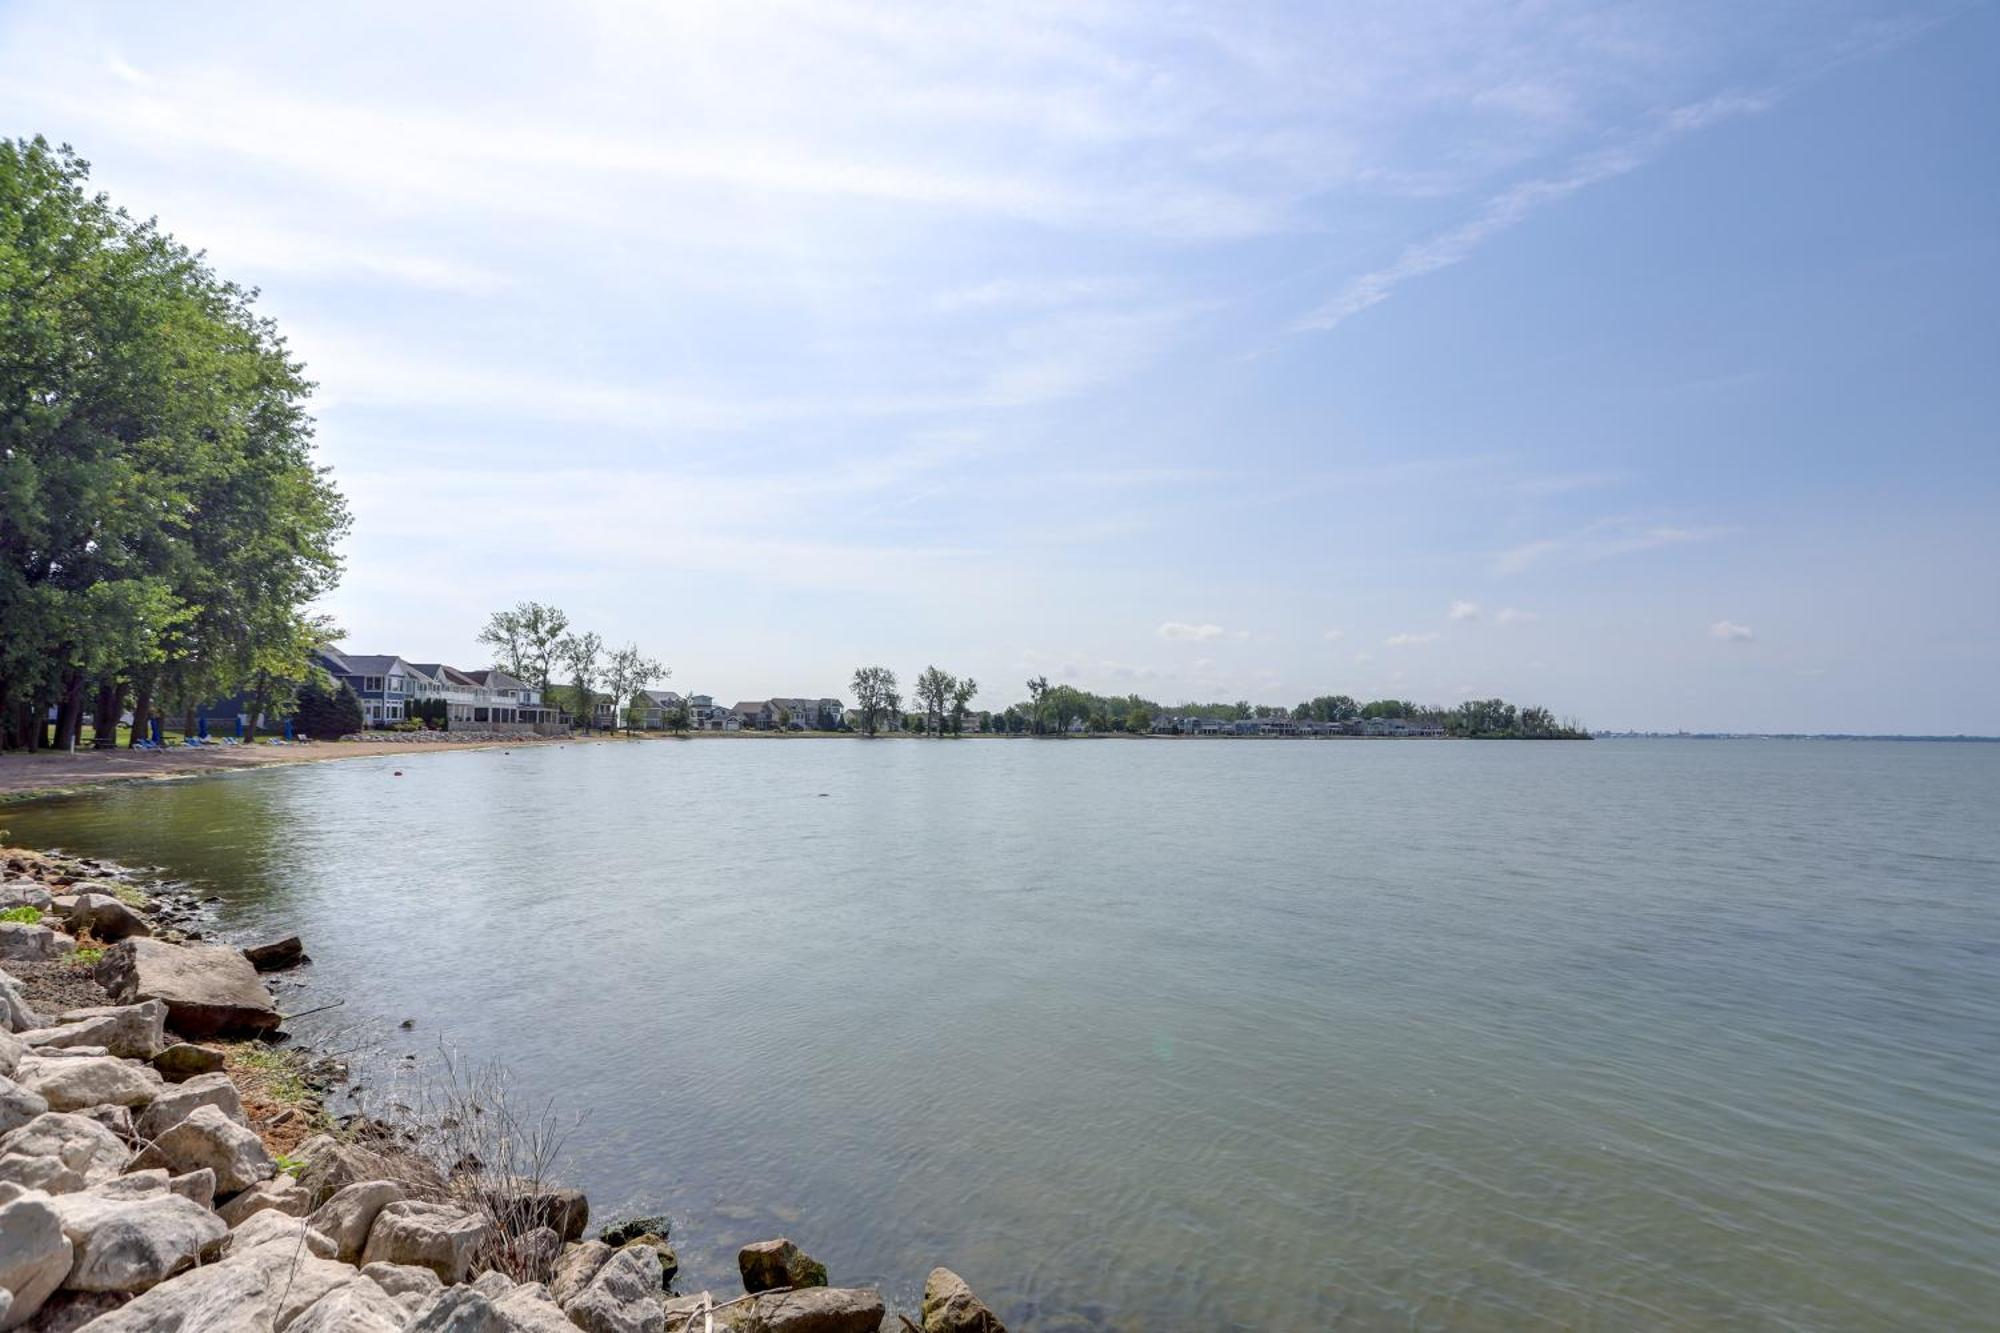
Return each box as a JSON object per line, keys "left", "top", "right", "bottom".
{"left": 284, "top": 718, "right": 294, "bottom": 741}
{"left": 197, "top": 716, "right": 208, "bottom": 740}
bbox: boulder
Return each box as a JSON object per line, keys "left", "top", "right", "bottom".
{"left": 293, "top": 1132, "right": 425, "bottom": 1207}
{"left": 362, "top": 1260, "right": 444, "bottom": 1308}
{"left": 135, "top": 1071, "right": 244, "bottom": 1139}
{"left": 725, "top": 1287, "right": 888, "bottom": 1333}
{"left": 132, "top": 1104, "right": 272, "bottom": 1194}
{"left": 0, "top": 1077, "right": 47, "bottom": 1137}
{"left": 287, "top": 1280, "right": 407, "bottom": 1333}
{"left": 28, "top": 1001, "right": 167, "bottom": 1060}
{"left": 0, "top": 1029, "right": 22, "bottom": 1078}
{"left": 240, "top": 936, "right": 306, "bottom": 971}
{"left": 48, "top": 1178, "right": 226, "bottom": 1292}
{"left": 62, "top": 894, "right": 150, "bottom": 942}
{"left": 739, "top": 1237, "right": 829, "bottom": 1294}
{"left": 548, "top": 1239, "right": 612, "bottom": 1305}
{"left": 94, "top": 939, "right": 279, "bottom": 1039}
{"left": 922, "top": 1268, "right": 1006, "bottom": 1333}
{"left": 76, "top": 1104, "right": 134, "bottom": 1140}
{"left": 0, "top": 1189, "right": 72, "bottom": 1330}
{"left": 166, "top": 1169, "right": 214, "bottom": 1209}
{"left": 360, "top": 1199, "right": 495, "bottom": 1284}
{"left": 0, "top": 1113, "right": 130, "bottom": 1192}
{"left": 0, "top": 972, "right": 41, "bottom": 1035}
{"left": 0, "top": 886, "right": 52, "bottom": 913}
{"left": 560, "top": 1244, "right": 666, "bottom": 1333}
{"left": 473, "top": 1176, "right": 588, "bottom": 1242}
{"left": 12, "top": 1055, "right": 158, "bottom": 1112}
{"left": 149, "top": 1044, "right": 224, "bottom": 1084}
{"left": 217, "top": 1207, "right": 338, "bottom": 1260}
{"left": 599, "top": 1214, "right": 671, "bottom": 1248}
{"left": 509, "top": 1225, "right": 562, "bottom": 1280}
{"left": 309, "top": 1178, "right": 406, "bottom": 1263}
{"left": 75, "top": 1227, "right": 359, "bottom": 1331}
{"left": 620, "top": 1233, "right": 678, "bottom": 1287}
{"left": 0, "top": 925, "right": 74, "bottom": 964}
{"left": 215, "top": 1174, "right": 311, "bottom": 1226}
{"left": 12, "top": 1289, "right": 125, "bottom": 1331}
{"left": 410, "top": 1283, "right": 582, "bottom": 1332}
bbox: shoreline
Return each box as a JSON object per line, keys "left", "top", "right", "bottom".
{"left": 0, "top": 828, "right": 1005, "bottom": 1331}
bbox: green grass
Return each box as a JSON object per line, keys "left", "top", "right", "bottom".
{"left": 272, "top": 1152, "right": 306, "bottom": 1176}
{"left": 228, "top": 1043, "right": 318, "bottom": 1110}
{"left": 70, "top": 946, "right": 104, "bottom": 967}
{"left": 0, "top": 905, "right": 42, "bottom": 924}
{"left": 109, "top": 883, "right": 148, "bottom": 908}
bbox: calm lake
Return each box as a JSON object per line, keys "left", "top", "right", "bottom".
{"left": 6, "top": 738, "right": 1997, "bottom": 1330}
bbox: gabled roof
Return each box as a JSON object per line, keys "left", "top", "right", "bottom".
{"left": 461, "top": 669, "right": 530, "bottom": 690}
{"left": 324, "top": 653, "right": 409, "bottom": 675}
{"left": 639, "top": 689, "right": 682, "bottom": 706}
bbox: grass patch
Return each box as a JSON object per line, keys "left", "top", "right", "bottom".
{"left": 224, "top": 1042, "right": 335, "bottom": 1155}
{"left": 70, "top": 946, "right": 104, "bottom": 967}
{"left": 0, "top": 905, "right": 42, "bottom": 924}
{"left": 110, "top": 883, "right": 148, "bottom": 908}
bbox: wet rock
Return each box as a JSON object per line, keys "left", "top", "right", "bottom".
{"left": 12, "top": 1054, "right": 157, "bottom": 1112}
{"left": 923, "top": 1268, "right": 1007, "bottom": 1333}
{"left": 310, "top": 1178, "right": 406, "bottom": 1263}
{"left": 214, "top": 1174, "right": 311, "bottom": 1226}
{"left": 0, "top": 1113, "right": 130, "bottom": 1193}
{"left": 0, "top": 1077, "right": 47, "bottom": 1137}
{"left": 135, "top": 1070, "right": 244, "bottom": 1139}
{"left": 739, "top": 1238, "right": 829, "bottom": 1294}
{"left": 30, "top": 1001, "right": 167, "bottom": 1060}
{"left": 48, "top": 1177, "right": 226, "bottom": 1292}
{"left": 131, "top": 1104, "right": 272, "bottom": 1194}
{"left": 360, "top": 1199, "right": 495, "bottom": 1284}
{"left": 599, "top": 1214, "right": 671, "bottom": 1248}
{"left": 61, "top": 894, "right": 150, "bottom": 943}
{"left": 94, "top": 939, "right": 279, "bottom": 1039}
{"left": 240, "top": 936, "right": 306, "bottom": 971}
{"left": 148, "top": 1044, "right": 224, "bottom": 1084}
{"left": 561, "top": 1244, "right": 667, "bottom": 1333}
{"left": 0, "top": 925, "right": 74, "bottom": 964}
{"left": 0, "top": 1188, "right": 72, "bottom": 1330}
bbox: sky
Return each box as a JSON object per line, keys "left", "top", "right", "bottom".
{"left": 3, "top": 0, "right": 1995, "bottom": 733}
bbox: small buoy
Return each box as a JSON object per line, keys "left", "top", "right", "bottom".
{"left": 393, "top": 770, "right": 402, "bottom": 777}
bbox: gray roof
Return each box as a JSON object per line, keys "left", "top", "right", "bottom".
{"left": 324, "top": 653, "right": 407, "bottom": 675}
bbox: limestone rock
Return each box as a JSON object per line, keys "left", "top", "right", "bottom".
{"left": 922, "top": 1268, "right": 1006, "bottom": 1333}
{"left": 508, "top": 1225, "right": 561, "bottom": 1279}
{"left": 360, "top": 1199, "right": 495, "bottom": 1284}
{"left": 62, "top": 894, "right": 150, "bottom": 942}
{"left": 166, "top": 1169, "right": 214, "bottom": 1209}
{"left": 75, "top": 1230, "right": 358, "bottom": 1331}
{"left": 0, "top": 1189, "right": 72, "bottom": 1331}
{"left": 48, "top": 1180, "right": 226, "bottom": 1292}
{"left": 29, "top": 1001, "right": 167, "bottom": 1061}
{"left": 0, "top": 886, "right": 52, "bottom": 913}
{"left": 135, "top": 1071, "right": 245, "bottom": 1139}
{"left": 94, "top": 939, "right": 279, "bottom": 1039}
{"left": 0, "top": 1113, "right": 130, "bottom": 1193}
{"left": 548, "top": 1239, "right": 612, "bottom": 1305}
{"left": 12, "top": 1055, "right": 157, "bottom": 1113}
{"left": 0, "top": 1029, "right": 23, "bottom": 1078}
{"left": 310, "top": 1178, "right": 406, "bottom": 1263}
{"left": 148, "top": 1044, "right": 224, "bottom": 1084}
{"left": 561, "top": 1244, "right": 666, "bottom": 1333}
{"left": 133, "top": 1104, "right": 271, "bottom": 1194}
{"left": 293, "top": 1132, "right": 426, "bottom": 1206}
{"left": 0, "top": 972, "right": 41, "bottom": 1035}
{"left": 620, "top": 1233, "right": 678, "bottom": 1287}
{"left": 215, "top": 1173, "right": 311, "bottom": 1226}
{"left": 0, "top": 1077, "right": 47, "bottom": 1137}
{"left": 218, "top": 1207, "right": 338, "bottom": 1260}
{"left": 288, "top": 1278, "right": 408, "bottom": 1333}
{"left": 473, "top": 1175, "right": 588, "bottom": 1242}
{"left": 362, "top": 1260, "right": 444, "bottom": 1309}
{"left": 739, "top": 1237, "right": 829, "bottom": 1294}
{"left": 13, "top": 1289, "right": 125, "bottom": 1331}
{"left": 599, "top": 1214, "right": 672, "bottom": 1248}
{"left": 75, "top": 1104, "right": 134, "bottom": 1140}
{"left": 410, "top": 1283, "right": 583, "bottom": 1332}
{"left": 725, "top": 1287, "right": 888, "bottom": 1333}
{"left": 241, "top": 936, "right": 306, "bottom": 971}
{"left": 0, "top": 925, "right": 73, "bottom": 964}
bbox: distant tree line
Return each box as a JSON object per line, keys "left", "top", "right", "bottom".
{"left": 476, "top": 601, "right": 666, "bottom": 733}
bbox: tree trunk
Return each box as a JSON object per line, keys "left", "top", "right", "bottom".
{"left": 53, "top": 672, "right": 81, "bottom": 750}
{"left": 94, "top": 679, "right": 121, "bottom": 749}
{"left": 129, "top": 685, "right": 152, "bottom": 748}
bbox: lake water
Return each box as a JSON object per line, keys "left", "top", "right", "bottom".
{"left": 5, "top": 738, "right": 1997, "bottom": 1330}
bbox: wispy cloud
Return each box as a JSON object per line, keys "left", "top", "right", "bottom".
{"left": 1494, "top": 607, "right": 1538, "bottom": 625}
{"left": 1321, "top": 628, "right": 1344, "bottom": 641}
{"left": 1385, "top": 631, "right": 1441, "bottom": 647}
{"left": 1448, "top": 600, "right": 1481, "bottom": 621}
{"left": 1158, "top": 621, "right": 1226, "bottom": 642}
{"left": 1492, "top": 517, "right": 1731, "bottom": 576}
{"left": 1710, "top": 620, "right": 1755, "bottom": 642}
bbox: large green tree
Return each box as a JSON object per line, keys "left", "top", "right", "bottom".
{"left": 0, "top": 138, "right": 348, "bottom": 749}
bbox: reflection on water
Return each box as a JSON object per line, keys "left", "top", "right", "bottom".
{"left": 6, "top": 739, "right": 1999, "bottom": 1329}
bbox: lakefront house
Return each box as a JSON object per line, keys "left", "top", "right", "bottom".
{"left": 313, "top": 650, "right": 564, "bottom": 732}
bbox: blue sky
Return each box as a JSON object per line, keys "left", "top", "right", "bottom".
{"left": 4, "top": 1, "right": 1994, "bottom": 732}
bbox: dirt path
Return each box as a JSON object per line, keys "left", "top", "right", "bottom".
{"left": 0, "top": 736, "right": 586, "bottom": 800}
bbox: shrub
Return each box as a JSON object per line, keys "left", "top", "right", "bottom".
{"left": 0, "top": 904, "right": 41, "bottom": 924}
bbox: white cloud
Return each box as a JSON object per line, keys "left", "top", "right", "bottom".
{"left": 1321, "top": 628, "right": 1344, "bottom": 641}
{"left": 1385, "top": 631, "right": 1441, "bottom": 647}
{"left": 1448, "top": 600, "right": 1481, "bottom": 621}
{"left": 1494, "top": 607, "right": 1538, "bottom": 625}
{"left": 1491, "top": 518, "right": 1731, "bottom": 576}
{"left": 1158, "top": 621, "right": 1226, "bottom": 642}
{"left": 1710, "top": 620, "right": 1755, "bottom": 642}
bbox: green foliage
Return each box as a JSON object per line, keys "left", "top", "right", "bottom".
{"left": 294, "top": 675, "right": 364, "bottom": 738}
{"left": 0, "top": 137, "right": 349, "bottom": 749}
{"left": 70, "top": 946, "right": 104, "bottom": 967}
{"left": 850, "top": 666, "right": 899, "bottom": 736}
{"left": 478, "top": 602, "right": 569, "bottom": 695}
{"left": 405, "top": 697, "right": 449, "bottom": 729}
{"left": 0, "top": 904, "right": 41, "bottom": 923}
